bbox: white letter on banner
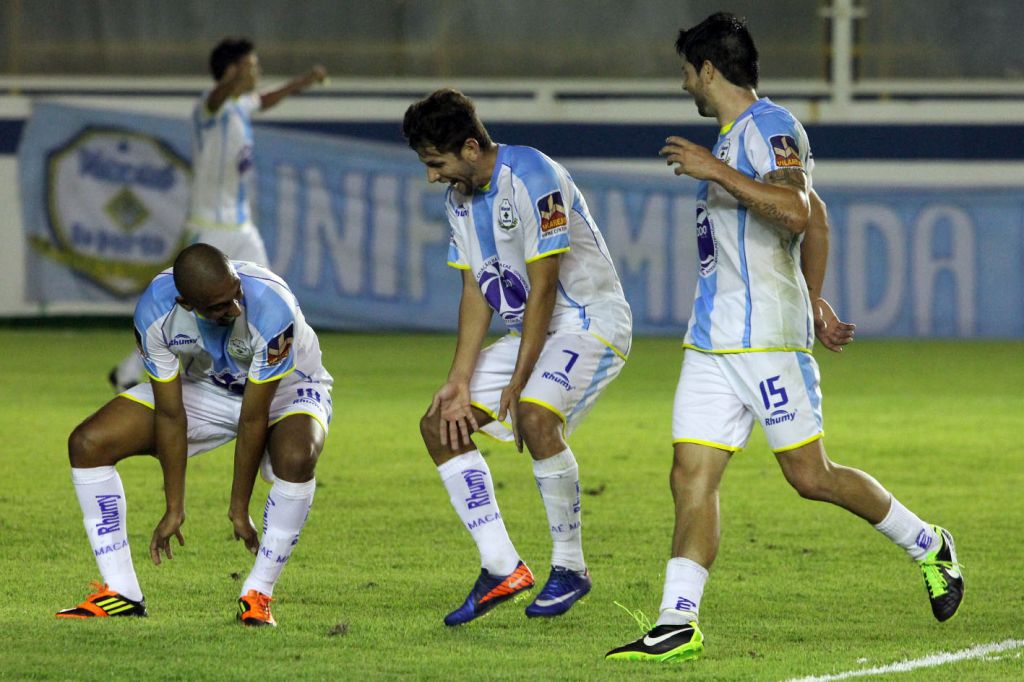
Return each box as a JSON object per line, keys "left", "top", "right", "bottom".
{"left": 845, "top": 204, "right": 905, "bottom": 334}
{"left": 371, "top": 175, "right": 400, "bottom": 297}
{"left": 405, "top": 184, "right": 446, "bottom": 302}
{"left": 912, "top": 205, "right": 976, "bottom": 336}
{"left": 303, "top": 168, "right": 365, "bottom": 293}
{"left": 272, "top": 163, "right": 299, "bottom": 274}
{"left": 671, "top": 195, "right": 698, "bottom": 324}
{"left": 604, "top": 190, "right": 668, "bottom": 322}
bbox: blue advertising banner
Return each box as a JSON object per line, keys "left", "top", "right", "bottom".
{"left": 19, "top": 102, "right": 1024, "bottom": 337}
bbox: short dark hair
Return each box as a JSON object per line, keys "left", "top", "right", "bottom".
{"left": 209, "top": 37, "right": 254, "bottom": 81}
{"left": 676, "top": 12, "right": 759, "bottom": 89}
{"left": 401, "top": 88, "right": 493, "bottom": 155}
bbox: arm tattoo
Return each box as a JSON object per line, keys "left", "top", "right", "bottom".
{"left": 725, "top": 168, "right": 808, "bottom": 231}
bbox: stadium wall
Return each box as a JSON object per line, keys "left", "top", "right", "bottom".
{"left": 2, "top": 78, "right": 1023, "bottom": 337}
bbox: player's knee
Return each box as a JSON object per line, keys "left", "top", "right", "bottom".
{"left": 67, "top": 422, "right": 104, "bottom": 468}
{"left": 784, "top": 465, "right": 832, "bottom": 501}
{"left": 517, "top": 403, "right": 563, "bottom": 452}
{"left": 419, "top": 411, "right": 441, "bottom": 448}
{"left": 670, "top": 451, "right": 716, "bottom": 499}
{"left": 272, "top": 444, "right": 319, "bottom": 482}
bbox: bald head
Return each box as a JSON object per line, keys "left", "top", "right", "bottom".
{"left": 172, "top": 244, "right": 242, "bottom": 325}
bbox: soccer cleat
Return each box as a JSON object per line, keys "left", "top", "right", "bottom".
{"left": 919, "top": 525, "right": 964, "bottom": 622}
{"left": 525, "top": 566, "right": 592, "bottom": 618}
{"left": 443, "top": 561, "right": 534, "bottom": 626}
{"left": 56, "top": 582, "right": 148, "bottom": 619}
{"left": 237, "top": 589, "right": 277, "bottom": 627}
{"left": 605, "top": 621, "right": 705, "bottom": 662}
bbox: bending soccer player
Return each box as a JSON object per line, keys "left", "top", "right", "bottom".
{"left": 403, "top": 89, "right": 633, "bottom": 625}
{"left": 606, "top": 13, "right": 963, "bottom": 662}
{"left": 110, "top": 37, "right": 327, "bottom": 391}
{"left": 60, "top": 243, "right": 332, "bottom": 627}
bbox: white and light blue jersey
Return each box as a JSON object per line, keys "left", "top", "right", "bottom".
{"left": 133, "top": 261, "right": 331, "bottom": 395}
{"left": 684, "top": 98, "right": 815, "bottom": 354}
{"left": 187, "top": 91, "right": 259, "bottom": 229}
{"left": 446, "top": 144, "right": 632, "bottom": 358}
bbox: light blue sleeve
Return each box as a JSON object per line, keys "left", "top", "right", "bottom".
{"left": 133, "top": 273, "right": 179, "bottom": 380}
{"left": 747, "top": 108, "right": 809, "bottom": 177}
{"left": 243, "top": 276, "right": 298, "bottom": 383}
{"left": 511, "top": 147, "right": 570, "bottom": 261}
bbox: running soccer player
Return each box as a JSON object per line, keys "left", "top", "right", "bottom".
{"left": 110, "top": 37, "right": 326, "bottom": 391}
{"left": 402, "top": 89, "right": 633, "bottom": 626}
{"left": 605, "top": 13, "right": 963, "bottom": 662}
{"left": 60, "top": 243, "right": 332, "bottom": 627}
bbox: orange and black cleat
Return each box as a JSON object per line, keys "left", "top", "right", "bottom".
{"left": 56, "top": 582, "right": 148, "bottom": 619}
{"left": 237, "top": 589, "right": 277, "bottom": 627}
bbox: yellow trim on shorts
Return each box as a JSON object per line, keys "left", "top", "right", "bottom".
{"left": 470, "top": 401, "right": 511, "bottom": 430}
{"left": 269, "top": 410, "right": 329, "bottom": 434}
{"left": 119, "top": 393, "right": 155, "bottom": 410}
{"left": 682, "top": 344, "right": 813, "bottom": 354}
{"left": 672, "top": 437, "right": 743, "bottom": 452}
{"left": 248, "top": 366, "right": 294, "bottom": 385}
{"left": 447, "top": 261, "right": 471, "bottom": 270}
{"left": 588, "top": 332, "right": 629, "bottom": 361}
{"left": 773, "top": 432, "right": 824, "bottom": 454}
{"left": 520, "top": 397, "right": 566, "bottom": 423}
{"left": 525, "top": 247, "right": 570, "bottom": 264}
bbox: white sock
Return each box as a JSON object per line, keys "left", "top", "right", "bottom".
{"left": 656, "top": 557, "right": 708, "bottom": 625}
{"left": 437, "top": 451, "right": 519, "bottom": 576}
{"left": 873, "top": 496, "right": 937, "bottom": 561}
{"left": 241, "top": 478, "right": 315, "bottom": 597}
{"left": 533, "top": 448, "right": 585, "bottom": 572}
{"left": 71, "top": 466, "right": 144, "bottom": 602}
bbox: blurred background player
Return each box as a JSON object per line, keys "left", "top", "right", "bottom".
{"left": 605, "top": 13, "right": 963, "bottom": 663}
{"left": 59, "top": 243, "right": 332, "bottom": 627}
{"left": 110, "top": 37, "right": 327, "bottom": 392}
{"left": 403, "top": 89, "right": 632, "bottom": 626}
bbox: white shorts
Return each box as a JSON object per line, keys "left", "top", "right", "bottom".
{"left": 471, "top": 331, "right": 625, "bottom": 442}
{"left": 186, "top": 221, "right": 269, "bottom": 265}
{"left": 121, "top": 377, "right": 332, "bottom": 457}
{"left": 672, "top": 349, "right": 823, "bottom": 453}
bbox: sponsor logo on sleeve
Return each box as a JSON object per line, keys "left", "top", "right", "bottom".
{"left": 266, "top": 323, "right": 294, "bottom": 365}
{"left": 536, "top": 191, "right": 568, "bottom": 232}
{"left": 770, "top": 135, "right": 803, "bottom": 169}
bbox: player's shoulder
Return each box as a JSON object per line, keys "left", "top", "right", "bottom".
{"left": 504, "top": 144, "right": 560, "bottom": 176}
{"left": 135, "top": 269, "right": 178, "bottom": 328}
{"left": 746, "top": 98, "right": 804, "bottom": 138}
{"left": 236, "top": 262, "right": 298, "bottom": 330}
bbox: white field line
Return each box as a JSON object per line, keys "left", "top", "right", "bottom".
{"left": 784, "top": 639, "right": 1024, "bottom": 682}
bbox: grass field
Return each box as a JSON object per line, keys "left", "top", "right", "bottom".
{"left": 0, "top": 328, "right": 1021, "bottom": 681}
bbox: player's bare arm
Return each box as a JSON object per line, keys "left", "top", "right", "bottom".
{"left": 801, "top": 189, "right": 855, "bottom": 352}
{"left": 260, "top": 65, "right": 328, "bottom": 111}
{"left": 430, "top": 269, "right": 492, "bottom": 450}
{"left": 660, "top": 135, "right": 811, "bottom": 234}
{"left": 149, "top": 375, "right": 188, "bottom": 565}
{"left": 499, "top": 254, "right": 560, "bottom": 452}
{"left": 228, "top": 378, "right": 280, "bottom": 554}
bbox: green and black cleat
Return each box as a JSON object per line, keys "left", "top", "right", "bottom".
{"left": 605, "top": 621, "right": 704, "bottom": 662}
{"left": 919, "top": 525, "right": 964, "bottom": 622}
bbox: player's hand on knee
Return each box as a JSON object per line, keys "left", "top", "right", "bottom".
{"left": 229, "top": 509, "right": 260, "bottom": 555}
{"left": 149, "top": 511, "right": 186, "bottom": 566}
{"left": 428, "top": 381, "right": 478, "bottom": 450}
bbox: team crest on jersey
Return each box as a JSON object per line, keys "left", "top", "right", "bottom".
{"left": 266, "top": 324, "right": 294, "bottom": 365}
{"left": 453, "top": 203, "right": 469, "bottom": 217}
{"left": 227, "top": 337, "right": 251, "bottom": 360}
{"left": 537, "top": 191, "right": 568, "bottom": 233}
{"left": 696, "top": 201, "right": 718, "bottom": 277}
{"left": 716, "top": 138, "right": 732, "bottom": 163}
{"left": 498, "top": 198, "right": 519, "bottom": 230}
{"left": 770, "top": 135, "right": 802, "bottom": 168}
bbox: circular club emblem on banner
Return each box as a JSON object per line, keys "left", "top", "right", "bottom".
{"left": 37, "top": 126, "right": 191, "bottom": 297}
{"left": 478, "top": 261, "right": 528, "bottom": 325}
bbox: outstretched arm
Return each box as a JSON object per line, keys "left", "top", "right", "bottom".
{"left": 802, "top": 189, "right": 855, "bottom": 352}
{"left": 259, "top": 65, "right": 327, "bottom": 111}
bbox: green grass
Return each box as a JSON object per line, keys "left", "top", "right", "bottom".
{"left": 0, "top": 330, "right": 1021, "bottom": 681}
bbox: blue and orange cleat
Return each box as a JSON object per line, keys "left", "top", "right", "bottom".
{"left": 56, "top": 582, "right": 148, "bottom": 619}
{"left": 525, "top": 565, "right": 592, "bottom": 618}
{"left": 444, "top": 561, "right": 534, "bottom": 626}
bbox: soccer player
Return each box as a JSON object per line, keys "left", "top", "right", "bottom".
{"left": 402, "top": 89, "right": 633, "bottom": 626}
{"left": 605, "top": 13, "right": 963, "bottom": 662}
{"left": 110, "top": 37, "right": 326, "bottom": 391}
{"left": 59, "top": 243, "right": 332, "bottom": 627}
